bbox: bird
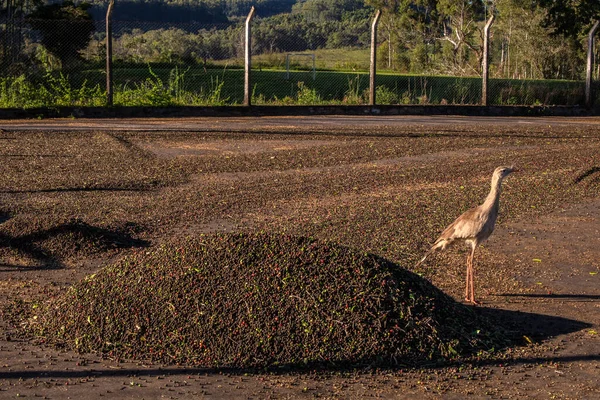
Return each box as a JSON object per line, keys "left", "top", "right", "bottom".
{"left": 416, "top": 166, "right": 518, "bottom": 304}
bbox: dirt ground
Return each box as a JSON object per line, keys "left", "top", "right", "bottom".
{"left": 0, "top": 116, "right": 599, "bottom": 399}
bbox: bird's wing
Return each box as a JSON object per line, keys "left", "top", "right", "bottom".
{"left": 436, "top": 206, "right": 486, "bottom": 243}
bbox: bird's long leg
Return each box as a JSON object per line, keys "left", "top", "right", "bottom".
{"left": 468, "top": 245, "right": 478, "bottom": 304}
{"left": 469, "top": 258, "right": 475, "bottom": 303}
{"left": 465, "top": 255, "right": 470, "bottom": 301}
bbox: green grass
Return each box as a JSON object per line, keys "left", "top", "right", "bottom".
{"left": 249, "top": 47, "right": 371, "bottom": 72}
{"left": 488, "top": 78, "right": 585, "bottom": 106}
{"left": 0, "top": 63, "right": 590, "bottom": 108}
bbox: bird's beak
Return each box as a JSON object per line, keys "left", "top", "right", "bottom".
{"left": 510, "top": 165, "right": 520, "bottom": 173}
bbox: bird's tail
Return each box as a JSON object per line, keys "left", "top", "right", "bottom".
{"left": 415, "top": 249, "right": 432, "bottom": 267}
{"left": 415, "top": 240, "right": 445, "bottom": 267}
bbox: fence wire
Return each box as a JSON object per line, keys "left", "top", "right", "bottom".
{"left": 0, "top": 12, "right": 598, "bottom": 108}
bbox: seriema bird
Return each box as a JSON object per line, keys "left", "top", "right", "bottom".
{"left": 416, "top": 166, "right": 517, "bottom": 304}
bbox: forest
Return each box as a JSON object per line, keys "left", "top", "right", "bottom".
{"left": 1, "top": 0, "right": 598, "bottom": 80}
{"left": 83, "top": 0, "right": 599, "bottom": 80}
{"left": 0, "top": 0, "right": 599, "bottom": 108}
{"left": 85, "top": 0, "right": 299, "bottom": 23}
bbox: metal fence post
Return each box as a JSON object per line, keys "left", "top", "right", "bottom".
{"left": 482, "top": 14, "right": 495, "bottom": 106}
{"left": 105, "top": 0, "right": 114, "bottom": 106}
{"left": 586, "top": 20, "right": 600, "bottom": 109}
{"left": 244, "top": 6, "right": 256, "bottom": 107}
{"left": 369, "top": 10, "right": 381, "bottom": 106}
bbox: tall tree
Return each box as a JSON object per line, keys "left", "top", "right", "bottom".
{"left": 27, "top": 1, "right": 95, "bottom": 68}
{"left": 1, "top": 0, "right": 34, "bottom": 73}
{"left": 396, "top": 0, "right": 440, "bottom": 72}
{"left": 367, "top": 0, "right": 486, "bottom": 74}
{"left": 493, "top": 0, "right": 590, "bottom": 80}
{"left": 537, "top": 0, "right": 600, "bottom": 37}
{"left": 437, "top": 0, "right": 485, "bottom": 74}
{"left": 364, "top": 0, "right": 401, "bottom": 68}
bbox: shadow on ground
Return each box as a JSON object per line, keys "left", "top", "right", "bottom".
{"left": 0, "top": 186, "right": 154, "bottom": 194}
{"left": 474, "top": 306, "right": 592, "bottom": 343}
{"left": 497, "top": 293, "right": 600, "bottom": 301}
{"left": 2, "top": 350, "right": 599, "bottom": 380}
{"left": 0, "top": 212, "right": 10, "bottom": 225}
{"left": 0, "top": 221, "right": 149, "bottom": 270}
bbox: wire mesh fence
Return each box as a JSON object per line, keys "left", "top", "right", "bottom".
{"left": 0, "top": 7, "right": 599, "bottom": 108}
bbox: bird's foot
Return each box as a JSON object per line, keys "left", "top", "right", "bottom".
{"left": 465, "top": 297, "right": 481, "bottom": 306}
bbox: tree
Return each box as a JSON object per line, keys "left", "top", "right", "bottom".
{"left": 397, "top": 0, "right": 440, "bottom": 72}
{"left": 537, "top": 0, "right": 600, "bottom": 37}
{"left": 492, "top": 0, "right": 590, "bottom": 80}
{"left": 1, "top": 0, "right": 35, "bottom": 74}
{"left": 27, "top": 1, "right": 95, "bottom": 68}
{"left": 437, "top": 0, "right": 485, "bottom": 74}
{"left": 364, "top": 0, "right": 401, "bottom": 68}
{"left": 367, "top": 0, "right": 486, "bottom": 74}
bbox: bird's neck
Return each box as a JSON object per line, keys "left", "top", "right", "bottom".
{"left": 482, "top": 175, "right": 503, "bottom": 211}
